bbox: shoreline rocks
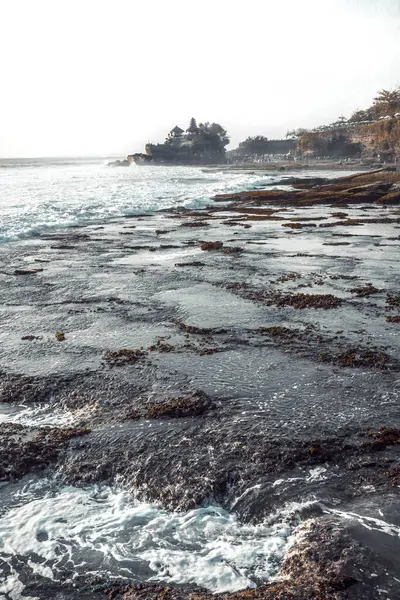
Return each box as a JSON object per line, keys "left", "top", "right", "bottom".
{"left": 0, "top": 168, "right": 399, "bottom": 598}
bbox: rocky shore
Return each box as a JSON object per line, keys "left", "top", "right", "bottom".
{"left": 0, "top": 169, "right": 400, "bottom": 599}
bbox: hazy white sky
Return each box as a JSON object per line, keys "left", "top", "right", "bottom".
{"left": 0, "top": 0, "right": 399, "bottom": 157}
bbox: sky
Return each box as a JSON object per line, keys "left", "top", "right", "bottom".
{"left": 0, "top": 0, "right": 399, "bottom": 157}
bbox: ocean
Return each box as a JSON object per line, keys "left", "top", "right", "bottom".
{"left": 1, "top": 158, "right": 399, "bottom": 599}
{"left": 0, "top": 157, "right": 350, "bottom": 244}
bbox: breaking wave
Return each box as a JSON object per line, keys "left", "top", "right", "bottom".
{"left": 0, "top": 481, "right": 313, "bottom": 596}
{"left": 0, "top": 159, "right": 346, "bottom": 244}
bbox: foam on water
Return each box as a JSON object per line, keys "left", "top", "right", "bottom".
{"left": 0, "top": 481, "right": 310, "bottom": 596}
{"left": 0, "top": 161, "right": 265, "bottom": 243}
{"left": 0, "top": 403, "right": 75, "bottom": 427}
{"left": 0, "top": 158, "right": 352, "bottom": 243}
{"left": 325, "top": 508, "right": 400, "bottom": 538}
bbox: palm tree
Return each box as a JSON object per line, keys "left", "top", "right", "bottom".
{"left": 373, "top": 88, "right": 400, "bottom": 117}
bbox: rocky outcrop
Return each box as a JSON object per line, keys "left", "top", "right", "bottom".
{"left": 128, "top": 120, "right": 229, "bottom": 165}
{"left": 297, "top": 117, "right": 400, "bottom": 159}
{"left": 214, "top": 169, "right": 400, "bottom": 206}
{"left": 103, "top": 518, "right": 400, "bottom": 599}
{"left": 107, "top": 159, "right": 130, "bottom": 167}
{"left": 127, "top": 153, "right": 152, "bottom": 165}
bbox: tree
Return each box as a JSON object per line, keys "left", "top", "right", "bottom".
{"left": 238, "top": 136, "right": 269, "bottom": 153}
{"left": 188, "top": 117, "right": 198, "bottom": 132}
{"left": 195, "top": 122, "right": 229, "bottom": 152}
{"left": 286, "top": 128, "right": 310, "bottom": 138}
{"left": 372, "top": 88, "right": 400, "bottom": 117}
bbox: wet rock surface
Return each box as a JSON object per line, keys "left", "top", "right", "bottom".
{"left": 0, "top": 171, "right": 400, "bottom": 598}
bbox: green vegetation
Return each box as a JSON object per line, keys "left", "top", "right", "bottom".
{"left": 350, "top": 87, "right": 400, "bottom": 122}
{"left": 145, "top": 119, "right": 230, "bottom": 164}
{"left": 286, "top": 86, "right": 400, "bottom": 158}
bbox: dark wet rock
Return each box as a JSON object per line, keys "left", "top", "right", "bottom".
{"left": 273, "top": 293, "right": 341, "bottom": 310}
{"left": 323, "top": 347, "right": 390, "bottom": 370}
{"left": 175, "top": 261, "right": 206, "bottom": 267}
{"left": 224, "top": 220, "right": 252, "bottom": 228}
{"left": 268, "top": 518, "right": 400, "bottom": 600}
{"left": 329, "top": 274, "right": 357, "bottom": 280}
{"left": 386, "top": 464, "right": 400, "bottom": 486}
{"left": 331, "top": 212, "right": 349, "bottom": 218}
{"left": 21, "top": 334, "right": 41, "bottom": 341}
{"left": 282, "top": 222, "right": 317, "bottom": 229}
{"left": 123, "top": 213, "right": 153, "bottom": 218}
{"left": 257, "top": 326, "right": 300, "bottom": 340}
{"left": 200, "top": 241, "right": 223, "bottom": 251}
{"left": 14, "top": 267, "right": 43, "bottom": 275}
{"left": 224, "top": 282, "right": 343, "bottom": 309}
{"left": 387, "top": 293, "right": 400, "bottom": 308}
{"left": 107, "top": 159, "right": 130, "bottom": 167}
{"left": 223, "top": 246, "right": 244, "bottom": 254}
{"left": 214, "top": 170, "right": 400, "bottom": 206}
{"left": 0, "top": 424, "right": 90, "bottom": 482}
{"left": 104, "top": 348, "right": 148, "bottom": 367}
{"left": 277, "top": 272, "right": 301, "bottom": 283}
{"left": 0, "top": 372, "right": 57, "bottom": 404}
{"left": 60, "top": 415, "right": 400, "bottom": 515}
{"left": 50, "top": 243, "right": 76, "bottom": 249}
{"left": 122, "top": 407, "right": 141, "bottom": 421}
{"left": 178, "top": 323, "right": 227, "bottom": 335}
{"left": 148, "top": 340, "right": 175, "bottom": 353}
{"left": 267, "top": 176, "right": 331, "bottom": 188}
{"left": 180, "top": 221, "right": 210, "bottom": 228}
{"left": 349, "top": 283, "right": 381, "bottom": 297}
{"left": 123, "top": 244, "right": 157, "bottom": 251}
{"left": 386, "top": 315, "right": 400, "bottom": 323}
{"left": 362, "top": 426, "right": 400, "bottom": 450}
{"left": 196, "top": 346, "right": 221, "bottom": 355}
{"left": 146, "top": 391, "right": 215, "bottom": 419}
{"left": 323, "top": 241, "right": 351, "bottom": 246}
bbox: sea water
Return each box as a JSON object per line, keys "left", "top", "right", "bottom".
{"left": 0, "top": 157, "right": 349, "bottom": 244}
{"left": 0, "top": 479, "right": 313, "bottom": 597}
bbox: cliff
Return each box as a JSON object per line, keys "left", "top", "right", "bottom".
{"left": 297, "top": 116, "right": 400, "bottom": 160}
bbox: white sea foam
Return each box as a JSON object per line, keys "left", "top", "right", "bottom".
{"left": 0, "top": 482, "right": 311, "bottom": 595}
{"left": 0, "top": 159, "right": 350, "bottom": 243}
{"left": 325, "top": 507, "right": 400, "bottom": 538}
{"left": 0, "top": 402, "right": 75, "bottom": 427}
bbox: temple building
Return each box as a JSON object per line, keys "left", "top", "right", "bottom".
{"left": 168, "top": 126, "right": 184, "bottom": 140}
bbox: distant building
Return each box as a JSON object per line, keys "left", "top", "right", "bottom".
{"left": 168, "top": 126, "right": 184, "bottom": 139}
{"left": 130, "top": 119, "right": 229, "bottom": 165}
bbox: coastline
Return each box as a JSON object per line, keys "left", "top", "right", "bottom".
{"left": 0, "top": 169, "right": 400, "bottom": 598}
{"left": 207, "top": 160, "right": 378, "bottom": 172}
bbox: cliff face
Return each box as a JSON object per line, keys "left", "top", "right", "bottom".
{"left": 298, "top": 117, "right": 400, "bottom": 158}
{"left": 350, "top": 119, "right": 400, "bottom": 153}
